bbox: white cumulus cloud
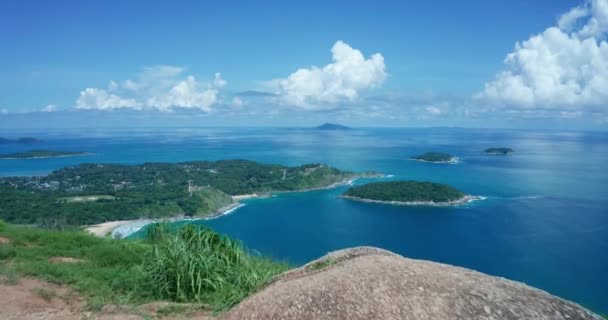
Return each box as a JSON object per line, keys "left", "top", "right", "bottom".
{"left": 475, "top": 0, "right": 608, "bottom": 114}
{"left": 75, "top": 66, "right": 226, "bottom": 112}
{"left": 426, "top": 106, "right": 442, "bottom": 115}
{"left": 147, "top": 75, "right": 223, "bottom": 112}
{"left": 76, "top": 88, "right": 140, "bottom": 110}
{"left": 271, "top": 41, "right": 386, "bottom": 109}
{"left": 41, "top": 104, "right": 57, "bottom": 112}
{"left": 232, "top": 97, "right": 244, "bottom": 108}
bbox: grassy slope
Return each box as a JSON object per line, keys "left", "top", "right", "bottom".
{"left": 0, "top": 221, "right": 288, "bottom": 312}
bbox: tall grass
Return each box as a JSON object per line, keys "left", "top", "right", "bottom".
{"left": 140, "top": 223, "right": 288, "bottom": 311}
{"left": 0, "top": 221, "right": 288, "bottom": 313}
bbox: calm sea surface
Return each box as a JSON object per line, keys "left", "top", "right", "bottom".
{"left": 1, "top": 127, "right": 607, "bottom": 313}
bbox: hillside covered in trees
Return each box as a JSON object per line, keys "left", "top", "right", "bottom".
{"left": 0, "top": 160, "right": 358, "bottom": 228}
{"left": 343, "top": 181, "right": 467, "bottom": 204}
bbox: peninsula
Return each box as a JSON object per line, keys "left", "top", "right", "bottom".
{"left": 0, "top": 150, "right": 90, "bottom": 159}
{"left": 409, "top": 152, "right": 458, "bottom": 164}
{"left": 484, "top": 147, "right": 514, "bottom": 155}
{"left": 342, "top": 181, "right": 478, "bottom": 206}
{"left": 0, "top": 160, "right": 367, "bottom": 229}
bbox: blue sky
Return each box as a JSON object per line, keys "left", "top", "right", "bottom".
{"left": 1, "top": 0, "right": 606, "bottom": 128}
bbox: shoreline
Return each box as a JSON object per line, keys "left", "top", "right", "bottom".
{"left": 408, "top": 157, "right": 460, "bottom": 164}
{"left": 0, "top": 152, "right": 95, "bottom": 160}
{"left": 341, "top": 194, "right": 484, "bottom": 207}
{"left": 85, "top": 174, "right": 382, "bottom": 238}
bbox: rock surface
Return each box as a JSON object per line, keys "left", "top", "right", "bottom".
{"left": 223, "top": 247, "right": 602, "bottom": 320}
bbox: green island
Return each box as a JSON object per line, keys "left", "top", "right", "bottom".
{"left": 0, "top": 149, "right": 89, "bottom": 159}
{"left": 343, "top": 181, "right": 477, "bottom": 206}
{"left": 0, "top": 137, "right": 42, "bottom": 144}
{"left": 484, "top": 147, "right": 514, "bottom": 155}
{"left": 315, "top": 123, "right": 351, "bottom": 130}
{"left": 0, "top": 160, "right": 366, "bottom": 228}
{"left": 409, "top": 152, "right": 458, "bottom": 163}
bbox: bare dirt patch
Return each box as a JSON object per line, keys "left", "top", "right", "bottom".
{"left": 0, "top": 277, "right": 213, "bottom": 320}
{"left": 0, "top": 236, "right": 10, "bottom": 244}
{"left": 48, "top": 257, "right": 86, "bottom": 264}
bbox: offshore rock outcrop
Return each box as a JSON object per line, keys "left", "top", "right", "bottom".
{"left": 223, "top": 247, "right": 601, "bottom": 320}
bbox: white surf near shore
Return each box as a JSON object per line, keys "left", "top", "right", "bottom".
{"left": 0, "top": 152, "right": 95, "bottom": 160}
{"left": 342, "top": 194, "right": 484, "bottom": 207}
{"left": 408, "top": 157, "right": 460, "bottom": 164}
{"left": 84, "top": 175, "right": 382, "bottom": 239}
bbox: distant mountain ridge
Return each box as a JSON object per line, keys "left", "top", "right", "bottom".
{"left": 315, "top": 123, "right": 351, "bottom": 130}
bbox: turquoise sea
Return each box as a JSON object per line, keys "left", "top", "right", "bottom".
{"left": 1, "top": 127, "right": 607, "bottom": 313}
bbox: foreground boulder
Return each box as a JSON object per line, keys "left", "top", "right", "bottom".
{"left": 223, "top": 247, "right": 601, "bottom": 320}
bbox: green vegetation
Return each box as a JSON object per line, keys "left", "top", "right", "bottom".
{"left": 308, "top": 258, "right": 336, "bottom": 271}
{"left": 0, "top": 137, "right": 42, "bottom": 144}
{"left": 484, "top": 147, "right": 514, "bottom": 155}
{"left": 31, "top": 287, "right": 57, "bottom": 301}
{"left": 315, "top": 123, "right": 351, "bottom": 130}
{"left": 0, "top": 149, "right": 87, "bottom": 159}
{"left": 410, "top": 152, "right": 456, "bottom": 163}
{"left": 141, "top": 223, "right": 287, "bottom": 311}
{"left": 0, "top": 221, "right": 288, "bottom": 312}
{"left": 344, "top": 181, "right": 466, "bottom": 203}
{"left": 156, "top": 304, "right": 190, "bottom": 316}
{"left": 0, "top": 160, "right": 357, "bottom": 228}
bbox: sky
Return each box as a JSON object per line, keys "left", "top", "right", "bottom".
{"left": 0, "top": 0, "right": 607, "bottom": 129}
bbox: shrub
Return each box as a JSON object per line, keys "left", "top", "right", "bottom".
{"left": 139, "top": 224, "right": 287, "bottom": 311}
{"left": 0, "top": 246, "right": 17, "bottom": 260}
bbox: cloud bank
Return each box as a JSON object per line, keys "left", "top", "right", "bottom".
{"left": 75, "top": 66, "right": 226, "bottom": 112}
{"left": 475, "top": 0, "right": 608, "bottom": 115}
{"left": 270, "top": 41, "right": 386, "bottom": 109}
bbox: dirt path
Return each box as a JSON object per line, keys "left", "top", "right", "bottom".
{"left": 0, "top": 277, "right": 212, "bottom": 320}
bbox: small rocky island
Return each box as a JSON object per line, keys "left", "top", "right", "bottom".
{"left": 484, "top": 147, "right": 514, "bottom": 155}
{"left": 315, "top": 123, "right": 351, "bottom": 130}
{"left": 0, "top": 150, "right": 90, "bottom": 159}
{"left": 409, "top": 152, "right": 458, "bottom": 164}
{"left": 343, "top": 181, "right": 478, "bottom": 206}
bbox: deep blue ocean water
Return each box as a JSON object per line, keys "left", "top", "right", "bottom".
{"left": 1, "top": 127, "right": 607, "bottom": 313}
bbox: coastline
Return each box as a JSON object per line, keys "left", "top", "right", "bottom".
{"left": 408, "top": 157, "right": 460, "bottom": 164}
{"left": 0, "top": 152, "right": 95, "bottom": 160}
{"left": 341, "top": 194, "right": 483, "bottom": 207}
{"left": 85, "top": 174, "right": 380, "bottom": 239}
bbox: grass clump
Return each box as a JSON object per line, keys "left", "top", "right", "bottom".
{"left": 156, "top": 304, "right": 190, "bottom": 316}
{"left": 0, "top": 246, "right": 17, "bottom": 260}
{"left": 31, "top": 287, "right": 57, "bottom": 301}
{"left": 308, "top": 258, "right": 336, "bottom": 271}
{"left": 140, "top": 223, "right": 288, "bottom": 311}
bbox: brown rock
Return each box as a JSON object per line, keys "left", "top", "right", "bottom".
{"left": 223, "top": 247, "right": 602, "bottom": 320}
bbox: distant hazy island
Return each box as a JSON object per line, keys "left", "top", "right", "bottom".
{"left": 343, "top": 181, "right": 479, "bottom": 206}
{"left": 0, "top": 160, "right": 374, "bottom": 229}
{"left": 409, "top": 152, "right": 458, "bottom": 164}
{"left": 0, "top": 137, "right": 42, "bottom": 144}
{"left": 315, "top": 123, "right": 351, "bottom": 130}
{"left": 0, "top": 150, "right": 90, "bottom": 159}
{"left": 484, "top": 147, "right": 514, "bottom": 155}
